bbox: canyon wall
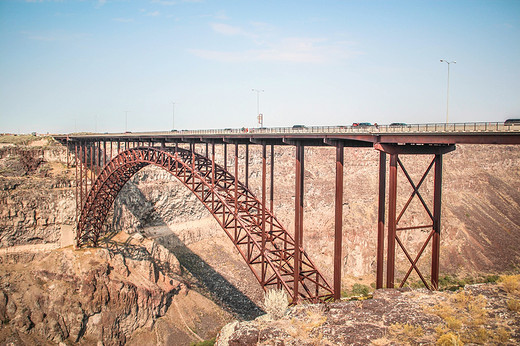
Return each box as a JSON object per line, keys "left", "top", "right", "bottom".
{"left": 1, "top": 137, "right": 519, "bottom": 291}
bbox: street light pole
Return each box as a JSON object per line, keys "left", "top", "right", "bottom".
{"left": 172, "top": 102, "right": 175, "bottom": 130}
{"left": 440, "top": 59, "right": 456, "bottom": 124}
{"left": 252, "top": 89, "right": 264, "bottom": 127}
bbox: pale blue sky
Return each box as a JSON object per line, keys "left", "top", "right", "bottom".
{"left": 1, "top": 0, "right": 519, "bottom": 133}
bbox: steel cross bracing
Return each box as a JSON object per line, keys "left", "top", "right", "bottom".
{"left": 375, "top": 143, "right": 455, "bottom": 290}
{"left": 58, "top": 128, "right": 520, "bottom": 303}
{"left": 75, "top": 145, "right": 334, "bottom": 303}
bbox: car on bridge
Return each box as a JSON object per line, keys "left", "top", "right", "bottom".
{"left": 504, "top": 119, "right": 520, "bottom": 126}
{"left": 389, "top": 122, "right": 408, "bottom": 127}
{"left": 352, "top": 122, "right": 372, "bottom": 127}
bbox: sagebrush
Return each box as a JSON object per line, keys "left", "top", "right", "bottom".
{"left": 263, "top": 289, "right": 289, "bottom": 319}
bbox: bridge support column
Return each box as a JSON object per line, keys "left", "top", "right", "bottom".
{"left": 262, "top": 143, "right": 267, "bottom": 285}
{"left": 245, "top": 144, "right": 249, "bottom": 188}
{"left": 293, "top": 142, "right": 304, "bottom": 303}
{"left": 333, "top": 142, "right": 344, "bottom": 300}
{"left": 375, "top": 143, "right": 454, "bottom": 290}
{"left": 386, "top": 153, "right": 398, "bottom": 288}
{"left": 376, "top": 151, "right": 387, "bottom": 289}
{"left": 431, "top": 154, "right": 443, "bottom": 290}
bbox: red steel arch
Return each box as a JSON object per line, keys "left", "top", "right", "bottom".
{"left": 77, "top": 146, "right": 333, "bottom": 302}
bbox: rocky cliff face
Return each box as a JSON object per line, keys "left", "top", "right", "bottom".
{"left": 0, "top": 232, "right": 232, "bottom": 345}
{"left": 0, "top": 136, "right": 519, "bottom": 344}
{"left": 0, "top": 139, "right": 75, "bottom": 248}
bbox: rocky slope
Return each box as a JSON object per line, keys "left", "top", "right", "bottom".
{"left": 0, "top": 138, "right": 75, "bottom": 248}
{"left": 216, "top": 280, "right": 520, "bottom": 345}
{"left": 0, "top": 232, "right": 233, "bottom": 345}
{"left": 0, "top": 135, "right": 519, "bottom": 344}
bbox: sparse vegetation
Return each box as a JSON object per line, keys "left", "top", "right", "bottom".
{"left": 0, "top": 134, "right": 37, "bottom": 145}
{"left": 287, "top": 304, "right": 327, "bottom": 343}
{"left": 190, "top": 337, "right": 216, "bottom": 346}
{"left": 341, "top": 283, "right": 372, "bottom": 298}
{"left": 436, "top": 331, "right": 463, "bottom": 345}
{"left": 388, "top": 322, "right": 424, "bottom": 344}
{"left": 263, "top": 289, "right": 289, "bottom": 320}
{"left": 506, "top": 298, "right": 520, "bottom": 312}
{"left": 499, "top": 274, "right": 520, "bottom": 295}
{"left": 427, "top": 289, "right": 513, "bottom": 344}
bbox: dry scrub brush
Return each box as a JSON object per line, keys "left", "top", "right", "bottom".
{"left": 499, "top": 274, "right": 520, "bottom": 312}
{"left": 263, "top": 289, "right": 289, "bottom": 320}
{"left": 428, "top": 290, "right": 511, "bottom": 344}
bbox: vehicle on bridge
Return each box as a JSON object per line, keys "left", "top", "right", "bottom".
{"left": 504, "top": 119, "right": 520, "bottom": 126}
{"left": 352, "top": 122, "right": 372, "bottom": 127}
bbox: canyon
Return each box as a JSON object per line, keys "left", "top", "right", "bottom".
{"left": 0, "top": 135, "right": 519, "bottom": 344}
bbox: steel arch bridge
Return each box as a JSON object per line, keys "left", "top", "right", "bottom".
{"left": 77, "top": 145, "right": 334, "bottom": 302}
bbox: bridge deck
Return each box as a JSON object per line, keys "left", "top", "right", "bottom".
{"left": 55, "top": 122, "right": 520, "bottom": 146}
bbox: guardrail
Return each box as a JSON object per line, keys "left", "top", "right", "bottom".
{"left": 150, "top": 121, "right": 520, "bottom": 136}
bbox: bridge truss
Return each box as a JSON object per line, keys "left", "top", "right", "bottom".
{"left": 58, "top": 128, "right": 520, "bottom": 303}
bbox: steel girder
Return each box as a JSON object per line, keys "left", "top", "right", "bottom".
{"left": 76, "top": 146, "right": 333, "bottom": 302}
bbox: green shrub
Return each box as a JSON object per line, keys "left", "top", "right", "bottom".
{"left": 190, "top": 337, "right": 216, "bottom": 346}
{"left": 351, "top": 283, "right": 370, "bottom": 297}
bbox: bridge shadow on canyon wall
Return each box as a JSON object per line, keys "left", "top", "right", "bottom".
{"left": 106, "top": 180, "right": 264, "bottom": 321}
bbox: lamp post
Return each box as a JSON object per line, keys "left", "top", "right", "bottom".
{"left": 172, "top": 102, "right": 175, "bottom": 130}
{"left": 252, "top": 89, "right": 264, "bottom": 127}
{"left": 440, "top": 59, "right": 456, "bottom": 124}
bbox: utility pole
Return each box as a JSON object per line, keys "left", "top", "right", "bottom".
{"left": 440, "top": 59, "right": 456, "bottom": 124}
{"left": 172, "top": 101, "right": 175, "bottom": 130}
{"left": 252, "top": 89, "right": 264, "bottom": 127}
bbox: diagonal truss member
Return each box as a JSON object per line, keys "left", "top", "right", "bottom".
{"left": 74, "top": 145, "right": 334, "bottom": 303}
{"left": 375, "top": 143, "right": 455, "bottom": 290}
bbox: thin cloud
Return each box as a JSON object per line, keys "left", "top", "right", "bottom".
{"left": 21, "top": 30, "right": 89, "bottom": 42}
{"left": 146, "top": 10, "right": 161, "bottom": 16}
{"left": 113, "top": 18, "right": 134, "bottom": 23}
{"left": 189, "top": 37, "right": 360, "bottom": 63}
{"left": 151, "top": 0, "right": 176, "bottom": 5}
{"left": 211, "top": 23, "right": 246, "bottom": 36}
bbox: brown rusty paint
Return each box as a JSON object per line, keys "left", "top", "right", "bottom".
{"left": 294, "top": 143, "right": 303, "bottom": 303}
{"left": 431, "top": 154, "right": 443, "bottom": 290}
{"left": 386, "top": 153, "right": 398, "bottom": 288}
{"left": 76, "top": 146, "right": 333, "bottom": 302}
{"left": 376, "top": 151, "right": 386, "bottom": 289}
{"left": 333, "top": 142, "right": 344, "bottom": 300}
{"left": 55, "top": 131, "right": 520, "bottom": 147}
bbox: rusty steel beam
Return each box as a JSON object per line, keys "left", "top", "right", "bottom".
{"left": 245, "top": 143, "right": 249, "bottom": 188}
{"left": 262, "top": 143, "right": 267, "bottom": 285}
{"left": 386, "top": 153, "right": 398, "bottom": 288}
{"left": 75, "top": 143, "right": 79, "bottom": 227}
{"left": 76, "top": 145, "right": 333, "bottom": 302}
{"left": 376, "top": 151, "right": 386, "bottom": 289}
{"left": 431, "top": 154, "right": 443, "bottom": 289}
{"left": 333, "top": 142, "right": 344, "bottom": 300}
{"left": 270, "top": 145, "right": 274, "bottom": 232}
{"left": 293, "top": 142, "right": 305, "bottom": 303}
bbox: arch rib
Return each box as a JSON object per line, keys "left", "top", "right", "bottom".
{"left": 77, "top": 146, "right": 333, "bottom": 302}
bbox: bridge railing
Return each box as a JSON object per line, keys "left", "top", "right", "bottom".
{"left": 165, "top": 121, "right": 519, "bottom": 136}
